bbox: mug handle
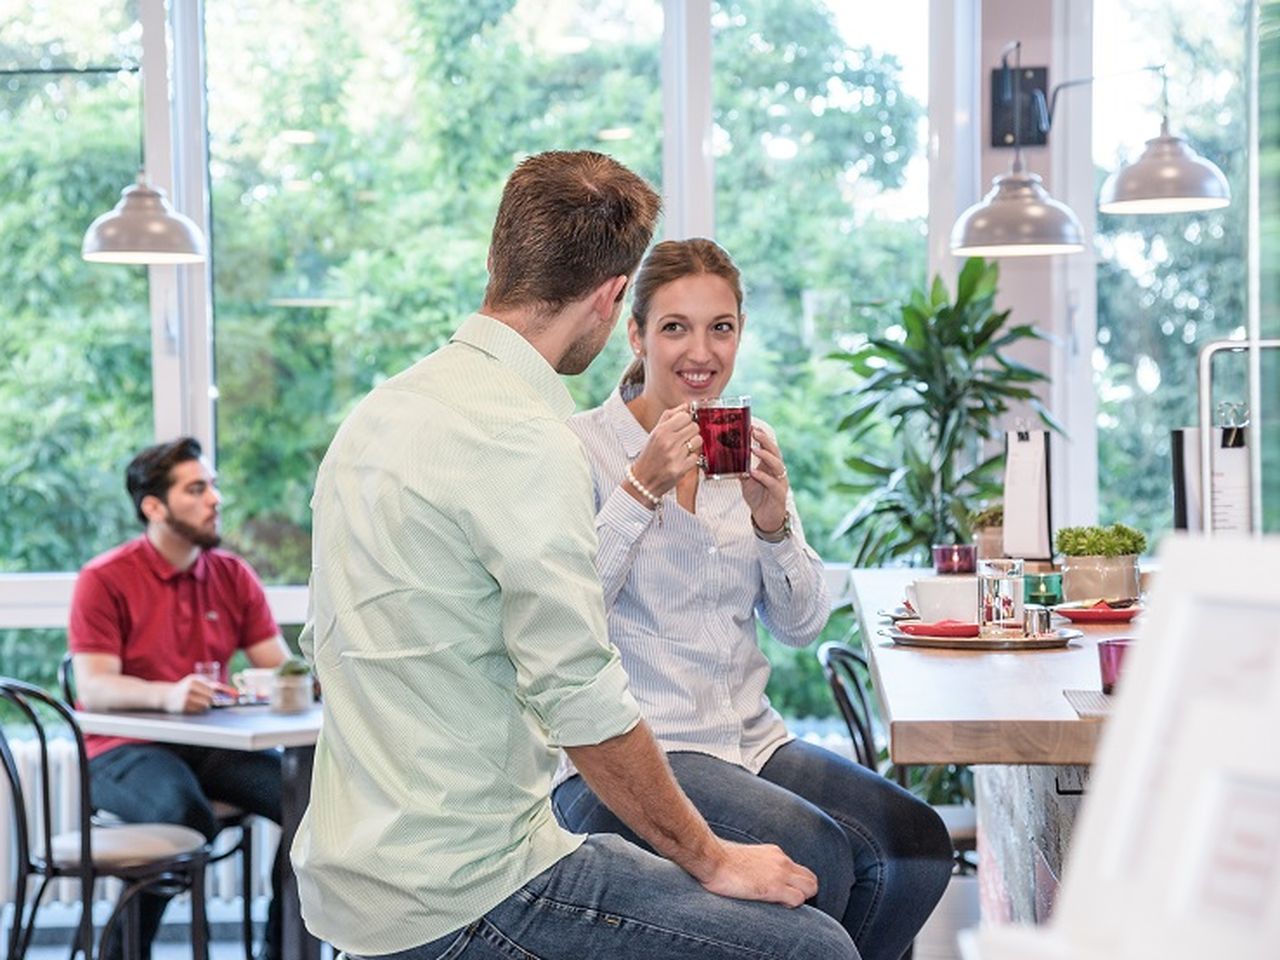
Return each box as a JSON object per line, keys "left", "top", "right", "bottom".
{"left": 231, "top": 673, "right": 246, "bottom": 692}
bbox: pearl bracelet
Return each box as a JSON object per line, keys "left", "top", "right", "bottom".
{"left": 625, "top": 465, "right": 663, "bottom": 526}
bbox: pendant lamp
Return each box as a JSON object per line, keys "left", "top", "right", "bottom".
{"left": 82, "top": 169, "right": 207, "bottom": 264}
{"left": 1098, "top": 117, "right": 1230, "bottom": 215}
{"left": 950, "top": 41, "right": 1085, "bottom": 258}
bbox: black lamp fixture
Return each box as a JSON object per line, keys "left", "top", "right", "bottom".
{"left": 951, "top": 52, "right": 1231, "bottom": 259}
{"left": 950, "top": 42, "right": 1086, "bottom": 258}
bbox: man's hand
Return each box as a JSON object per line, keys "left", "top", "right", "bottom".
{"left": 162, "top": 675, "right": 223, "bottom": 714}
{"left": 566, "top": 722, "right": 819, "bottom": 909}
{"left": 698, "top": 840, "right": 818, "bottom": 907}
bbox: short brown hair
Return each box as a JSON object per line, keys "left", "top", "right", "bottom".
{"left": 126, "top": 437, "right": 203, "bottom": 525}
{"left": 483, "top": 151, "right": 661, "bottom": 313}
{"left": 620, "top": 238, "right": 744, "bottom": 395}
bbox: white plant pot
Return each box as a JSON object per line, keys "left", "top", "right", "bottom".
{"left": 271, "top": 675, "right": 314, "bottom": 714}
{"left": 1060, "top": 554, "right": 1140, "bottom": 601}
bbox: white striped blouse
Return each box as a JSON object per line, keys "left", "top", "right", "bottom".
{"left": 557, "top": 389, "right": 830, "bottom": 782}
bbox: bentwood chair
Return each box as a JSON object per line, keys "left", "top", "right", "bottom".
{"left": 0, "top": 678, "right": 209, "bottom": 960}
{"left": 58, "top": 654, "right": 257, "bottom": 960}
{"left": 816, "top": 641, "right": 978, "bottom": 866}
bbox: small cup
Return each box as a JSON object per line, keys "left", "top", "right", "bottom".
{"left": 932, "top": 543, "right": 977, "bottom": 574}
{"left": 692, "top": 396, "right": 751, "bottom": 479}
{"left": 1023, "top": 604, "right": 1052, "bottom": 637}
{"left": 1097, "top": 638, "right": 1133, "bottom": 695}
{"left": 1024, "top": 571, "right": 1064, "bottom": 607}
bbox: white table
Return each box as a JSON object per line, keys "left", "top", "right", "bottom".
{"left": 75, "top": 705, "right": 323, "bottom": 960}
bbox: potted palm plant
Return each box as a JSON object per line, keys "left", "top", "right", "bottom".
{"left": 1055, "top": 524, "right": 1147, "bottom": 601}
{"left": 831, "top": 257, "right": 1058, "bottom": 566}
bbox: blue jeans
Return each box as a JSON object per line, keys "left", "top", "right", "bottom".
{"left": 553, "top": 740, "right": 953, "bottom": 960}
{"left": 353, "top": 833, "right": 855, "bottom": 960}
{"left": 89, "top": 742, "right": 287, "bottom": 960}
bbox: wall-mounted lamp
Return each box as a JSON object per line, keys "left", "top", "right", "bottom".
{"left": 950, "top": 42, "right": 1086, "bottom": 258}
{"left": 952, "top": 49, "right": 1228, "bottom": 259}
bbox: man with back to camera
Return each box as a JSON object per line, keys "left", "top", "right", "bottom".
{"left": 68, "top": 437, "right": 294, "bottom": 960}
{"left": 293, "top": 150, "right": 859, "bottom": 960}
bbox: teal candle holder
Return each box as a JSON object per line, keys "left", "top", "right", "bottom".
{"left": 1024, "top": 571, "right": 1064, "bottom": 607}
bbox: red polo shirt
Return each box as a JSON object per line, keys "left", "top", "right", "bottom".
{"left": 68, "top": 536, "right": 280, "bottom": 759}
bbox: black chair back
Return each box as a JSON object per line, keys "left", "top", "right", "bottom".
{"left": 0, "top": 678, "right": 97, "bottom": 960}
{"left": 816, "top": 641, "right": 882, "bottom": 772}
{"left": 58, "top": 652, "right": 76, "bottom": 706}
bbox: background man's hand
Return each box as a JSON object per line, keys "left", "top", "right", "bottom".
{"left": 164, "top": 674, "right": 219, "bottom": 714}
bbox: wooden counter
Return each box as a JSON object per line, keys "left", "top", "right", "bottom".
{"left": 849, "top": 568, "right": 1136, "bottom": 766}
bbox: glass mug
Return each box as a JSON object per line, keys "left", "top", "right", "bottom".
{"left": 692, "top": 396, "right": 752, "bottom": 479}
{"left": 978, "top": 558, "right": 1025, "bottom": 638}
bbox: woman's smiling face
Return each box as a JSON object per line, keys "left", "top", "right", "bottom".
{"left": 630, "top": 272, "right": 743, "bottom": 411}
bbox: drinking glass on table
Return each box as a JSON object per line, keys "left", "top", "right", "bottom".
{"left": 978, "top": 558, "right": 1025, "bottom": 638}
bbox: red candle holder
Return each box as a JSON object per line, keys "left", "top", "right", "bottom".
{"left": 932, "top": 543, "right": 977, "bottom": 574}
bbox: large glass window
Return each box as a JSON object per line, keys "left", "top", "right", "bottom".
{"left": 0, "top": 3, "right": 151, "bottom": 576}
{"left": 206, "top": 0, "right": 663, "bottom": 582}
{"left": 1092, "top": 0, "right": 1251, "bottom": 538}
{"left": 711, "top": 0, "right": 929, "bottom": 554}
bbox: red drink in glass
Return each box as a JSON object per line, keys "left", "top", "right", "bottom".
{"left": 694, "top": 397, "right": 751, "bottom": 478}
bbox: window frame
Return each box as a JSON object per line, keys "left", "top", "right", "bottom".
{"left": 0, "top": 0, "right": 944, "bottom": 621}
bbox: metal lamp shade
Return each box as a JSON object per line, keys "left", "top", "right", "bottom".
{"left": 1098, "top": 131, "right": 1230, "bottom": 215}
{"left": 82, "top": 172, "right": 207, "bottom": 264}
{"left": 950, "top": 169, "right": 1085, "bottom": 258}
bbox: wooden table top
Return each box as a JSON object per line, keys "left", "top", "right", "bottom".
{"left": 849, "top": 568, "right": 1138, "bottom": 766}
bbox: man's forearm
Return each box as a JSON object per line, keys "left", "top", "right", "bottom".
{"left": 564, "top": 720, "right": 724, "bottom": 882}
{"left": 77, "top": 673, "right": 170, "bottom": 712}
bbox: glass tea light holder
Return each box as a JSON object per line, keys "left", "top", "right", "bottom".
{"left": 1024, "top": 571, "right": 1064, "bottom": 607}
{"left": 932, "top": 543, "right": 978, "bottom": 574}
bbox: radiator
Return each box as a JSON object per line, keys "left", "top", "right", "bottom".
{"left": 1, "top": 736, "right": 280, "bottom": 911}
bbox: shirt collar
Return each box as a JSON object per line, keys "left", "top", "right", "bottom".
{"left": 138, "top": 535, "right": 207, "bottom": 582}
{"left": 450, "top": 313, "right": 576, "bottom": 421}
{"left": 603, "top": 388, "right": 651, "bottom": 459}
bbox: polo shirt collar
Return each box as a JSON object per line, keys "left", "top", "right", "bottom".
{"left": 603, "top": 388, "right": 651, "bottom": 459}
{"left": 451, "top": 313, "right": 576, "bottom": 421}
{"left": 139, "top": 534, "right": 208, "bottom": 582}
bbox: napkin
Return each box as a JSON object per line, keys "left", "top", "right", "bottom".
{"left": 898, "top": 619, "right": 980, "bottom": 638}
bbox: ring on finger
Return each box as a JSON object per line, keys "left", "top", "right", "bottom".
{"left": 684, "top": 440, "right": 695, "bottom": 456}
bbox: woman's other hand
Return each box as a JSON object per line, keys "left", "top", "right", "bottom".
{"left": 741, "top": 426, "right": 789, "bottom": 533}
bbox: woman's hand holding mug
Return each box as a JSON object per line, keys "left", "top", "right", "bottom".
{"left": 628, "top": 404, "right": 702, "bottom": 502}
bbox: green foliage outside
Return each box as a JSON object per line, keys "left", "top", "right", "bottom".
{"left": 1054, "top": 523, "right": 1148, "bottom": 557}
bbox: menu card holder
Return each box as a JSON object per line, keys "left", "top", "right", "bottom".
{"left": 1001, "top": 428, "right": 1052, "bottom": 561}
{"left": 1172, "top": 408, "right": 1253, "bottom": 534}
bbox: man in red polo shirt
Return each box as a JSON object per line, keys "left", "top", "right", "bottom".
{"left": 68, "top": 436, "right": 291, "bottom": 960}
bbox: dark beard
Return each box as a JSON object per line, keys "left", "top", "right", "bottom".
{"left": 166, "top": 515, "right": 221, "bottom": 550}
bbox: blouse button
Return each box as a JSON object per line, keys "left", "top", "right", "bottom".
{"left": 707, "top": 546, "right": 717, "bottom": 556}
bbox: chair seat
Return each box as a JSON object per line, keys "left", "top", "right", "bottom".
{"left": 934, "top": 803, "right": 977, "bottom": 843}
{"left": 52, "top": 823, "right": 206, "bottom": 868}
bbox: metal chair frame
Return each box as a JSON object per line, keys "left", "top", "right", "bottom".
{"left": 0, "top": 678, "right": 208, "bottom": 960}
{"left": 58, "top": 654, "right": 256, "bottom": 960}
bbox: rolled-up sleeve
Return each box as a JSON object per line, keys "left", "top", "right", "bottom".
{"left": 464, "top": 418, "right": 641, "bottom": 747}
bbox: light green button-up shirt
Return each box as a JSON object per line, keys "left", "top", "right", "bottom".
{"left": 292, "top": 314, "right": 641, "bottom": 954}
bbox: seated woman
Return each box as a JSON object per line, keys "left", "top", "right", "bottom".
{"left": 553, "top": 238, "right": 954, "bottom": 960}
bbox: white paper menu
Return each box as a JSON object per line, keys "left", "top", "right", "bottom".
{"left": 1002, "top": 430, "right": 1052, "bottom": 560}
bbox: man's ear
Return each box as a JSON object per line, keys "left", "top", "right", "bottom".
{"left": 140, "top": 494, "right": 166, "bottom": 524}
{"left": 594, "top": 275, "right": 628, "bottom": 318}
